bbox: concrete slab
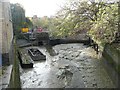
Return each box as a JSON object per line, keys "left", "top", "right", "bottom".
{"left": 0, "top": 65, "right": 13, "bottom": 89}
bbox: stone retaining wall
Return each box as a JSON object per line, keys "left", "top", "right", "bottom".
{"left": 102, "top": 43, "right": 120, "bottom": 88}
{"left": 8, "top": 40, "right": 21, "bottom": 88}
{"left": 49, "top": 39, "right": 90, "bottom": 46}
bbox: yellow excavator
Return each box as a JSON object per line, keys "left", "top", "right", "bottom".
{"left": 21, "top": 22, "right": 29, "bottom": 33}
{"left": 21, "top": 28, "right": 29, "bottom": 33}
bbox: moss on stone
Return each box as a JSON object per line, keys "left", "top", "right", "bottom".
{"left": 116, "top": 65, "right": 120, "bottom": 74}
{"left": 0, "top": 66, "right": 7, "bottom": 77}
{"left": 9, "top": 38, "right": 21, "bottom": 88}
{"left": 0, "top": 68, "right": 2, "bottom": 77}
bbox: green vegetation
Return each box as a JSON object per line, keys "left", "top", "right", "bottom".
{"left": 0, "top": 66, "right": 6, "bottom": 77}
{"left": 11, "top": 3, "right": 25, "bottom": 35}
{"left": 2, "top": 67, "right": 6, "bottom": 74}
{"left": 32, "top": 16, "right": 50, "bottom": 30}
{"left": 11, "top": 3, "right": 33, "bottom": 38}
{"left": 0, "top": 68, "right": 1, "bottom": 77}
{"left": 89, "top": 2, "right": 118, "bottom": 45}
{"left": 11, "top": 1, "right": 119, "bottom": 46}
{"left": 25, "top": 17, "right": 33, "bottom": 28}
{"left": 32, "top": 0, "right": 119, "bottom": 45}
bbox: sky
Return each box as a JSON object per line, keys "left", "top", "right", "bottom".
{"left": 9, "top": 0, "right": 119, "bottom": 17}
{"left": 10, "top": 0, "right": 66, "bottom": 17}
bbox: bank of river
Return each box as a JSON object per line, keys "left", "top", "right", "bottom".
{"left": 20, "top": 43, "right": 115, "bottom": 88}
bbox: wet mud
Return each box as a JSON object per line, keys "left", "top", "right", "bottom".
{"left": 20, "top": 43, "right": 115, "bottom": 88}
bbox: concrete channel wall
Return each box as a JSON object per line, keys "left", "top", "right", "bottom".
{"left": 0, "top": 0, "right": 20, "bottom": 89}
{"left": 8, "top": 40, "right": 21, "bottom": 88}
{"left": 1, "top": 39, "right": 21, "bottom": 89}
{"left": 15, "top": 33, "right": 120, "bottom": 88}
{"left": 102, "top": 43, "right": 120, "bottom": 88}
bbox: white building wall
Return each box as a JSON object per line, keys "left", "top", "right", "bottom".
{"left": 0, "top": 0, "right": 13, "bottom": 65}
{"left": 1, "top": 0, "right": 13, "bottom": 54}
{"left": 0, "top": 1, "right": 2, "bottom": 66}
{"left": 0, "top": 1, "right": 2, "bottom": 54}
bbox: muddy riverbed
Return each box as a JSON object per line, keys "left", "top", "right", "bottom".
{"left": 19, "top": 43, "right": 115, "bottom": 88}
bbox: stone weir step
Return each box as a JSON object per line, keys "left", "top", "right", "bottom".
{"left": 49, "top": 39, "right": 90, "bottom": 46}
{"left": 17, "top": 48, "right": 34, "bottom": 68}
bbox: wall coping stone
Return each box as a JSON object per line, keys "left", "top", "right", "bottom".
{"left": 0, "top": 65, "right": 13, "bottom": 89}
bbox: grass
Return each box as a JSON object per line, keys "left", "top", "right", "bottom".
{"left": 0, "top": 66, "right": 7, "bottom": 77}
{"left": 0, "top": 67, "right": 2, "bottom": 77}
